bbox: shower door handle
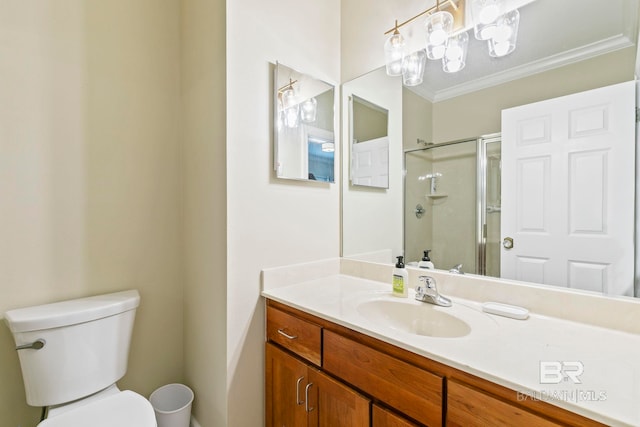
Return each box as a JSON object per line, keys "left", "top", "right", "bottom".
{"left": 503, "top": 237, "right": 514, "bottom": 249}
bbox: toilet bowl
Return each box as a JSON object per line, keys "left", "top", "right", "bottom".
{"left": 4, "top": 290, "right": 156, "bottom": 427}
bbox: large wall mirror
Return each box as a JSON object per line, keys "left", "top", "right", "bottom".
{"left": 274, "top": 62, "right": 336, "bottom": 183}
{"left": 341, "top": 0, "right": 640, "bottom": 298}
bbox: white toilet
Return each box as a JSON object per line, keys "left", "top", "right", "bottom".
{"left": 4, "top": 290, "right": 157, "bottom": 426}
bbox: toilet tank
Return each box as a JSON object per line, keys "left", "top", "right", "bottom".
{"left": 4, "top": 290, "right": 141, "bottom": 407}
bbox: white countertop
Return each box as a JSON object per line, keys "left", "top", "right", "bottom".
{"left": 262, "top": 273, "right": 640, "bottom": 427}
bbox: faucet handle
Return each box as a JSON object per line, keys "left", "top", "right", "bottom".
{"left": 449, "top": 264, "right": 464, "bottom": 274}
{"left": 416, "top": 276, "right": 452, "bottom": 307}
{"left": 417, "top": 276, "right": 437, "bottom": 293}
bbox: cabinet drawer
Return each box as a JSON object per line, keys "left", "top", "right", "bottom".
{"left": 324, "top": 330, "right": 443, "bottom": 427}
{"left": 267, "top": 306, "right": 322, "bottom": 366}
{"left": 447, "top": 380, "right": 562, "bottom": 427}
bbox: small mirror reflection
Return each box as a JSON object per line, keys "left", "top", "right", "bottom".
{"left": 274, "top": 63, "right": 335, "bottom": 183}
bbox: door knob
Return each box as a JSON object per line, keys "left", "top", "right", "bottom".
{"left": 503, "top": 237, "right": 514, "bottom": 249}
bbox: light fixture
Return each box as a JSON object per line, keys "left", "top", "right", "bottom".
{"left": 384, "top": 20, "right": 407, "bottom": 76}
{"left": 321, "top": 142, "right": 335, "bottom": 152}
{"left": 383, "top": 0, "right": 521, "bottom": 78}
{"left": 300, "top": 97, "right": 317, "bottom": 123}
{"left": 278, "top": 79, "right": 300, "bottom": 129}
{"left": 470, "top": 0, "right": 504, "bottom": 40}
{"left": 488, "top": 9, "right": 519, "bottom": 57}
{"left": 425, "top": 10, "right": 453, "bottom": 60}
{"left": 443, "top": 31, "right": 468, "bottom": 73}
{"left": 402, "top": 50, "right": 427, "bottom": 86}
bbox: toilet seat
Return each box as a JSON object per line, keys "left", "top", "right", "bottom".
{"left": 38, "top": 390, "right": 157, "bottom": 427}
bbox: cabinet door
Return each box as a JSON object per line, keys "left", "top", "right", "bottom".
{"left": 324, "top": 330, "right": 443, "bottom": 426}
{"left": 307, "top": 368, "right": 370, "bottom": 427}
{"left": 266, "top": 343, "right": 309, "bottom": 427}
{"left": 447, "top": 380, "right": 563, "bottom": 427}
{"left": 372, "top": 404, "right": 420, "bottom": 427}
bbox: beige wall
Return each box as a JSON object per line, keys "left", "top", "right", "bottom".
{"left": 0, "top": 1, "right": 183, "bottom": 426}
{"left": 226, "top": 0, "right": 341, "bottom": 426}
{"left": 181, "top": 0, "right": 228, "bottom": 426}
{"left": 341, "top": 0, "right": 433, "bottom": 82}
{"left": 403, "top": 88, "right": 433, "bottom": 149}
{"left": 353, "top": 100, "right": 388, "bottom": 142}
{"left": 432, "top": 47, "right": 637, "bottom": 143}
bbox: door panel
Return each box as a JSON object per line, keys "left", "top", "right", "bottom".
{"left": 351, "top": 136, "right": 390, "bottom": 188}
{"left": 308, "top": 368, "right": 370, "bottom": 427}
{"left": 265, "top": 343, "right": 308, "bottom": 427}
{"left": 501, "top": 81, "right": 635, "bottom": 295}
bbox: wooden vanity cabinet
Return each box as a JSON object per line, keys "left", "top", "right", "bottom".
{"left": 265, "top": 299, "right": 606, "bottom": 427}
{"left": 266, "top": 305, "right": 370, "bottom": 427}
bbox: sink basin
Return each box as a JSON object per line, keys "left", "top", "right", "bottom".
{"left": 357, "top": 299, "right": 471, "bottom": 338}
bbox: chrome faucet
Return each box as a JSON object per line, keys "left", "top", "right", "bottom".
{"left": 415, "top": 276, "right": 452, "bottom": 307}
{"left": 449, "top": 264, "right": 464, "bottom": 274}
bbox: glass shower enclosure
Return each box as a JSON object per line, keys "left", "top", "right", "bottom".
{"left": 404, "top": 134, "right": 501, "bottom": 276}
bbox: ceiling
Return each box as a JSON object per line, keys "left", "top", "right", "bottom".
{"left": 408, "top": 0, "right": 639, "bottom": 102}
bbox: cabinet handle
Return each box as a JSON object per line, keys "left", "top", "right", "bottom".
{"left": 295, "top": 376, "right": 305, "bottom": 405}
{"left": 305, "top": 383, "right": 314, "bottom": 412}
{"left": 277, "top": 329, "right": 298, "bottom": 340}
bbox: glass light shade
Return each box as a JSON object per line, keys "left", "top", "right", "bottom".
{"left": 300, "top": 97, "right": 317, "bottom": 123}
{"left": 321, "top": 142, "right": 335, "bottom": 152}
{"left": 426, "top": 43, "right": 447, "bottom": 61}
{"left": 488, "top": 9, "right": 520, "bottom": 58}
{"left": 280, "top": 86, "right": 299, "bottom": 128}
{"left": 284, "top": 106, "right": 299, "bottom": 128}
{"left": 281, "top": 87, "right": 297, "bottom": 109}
{"left": 425, "top": 11, "right": 453, "bottom": 60}
{"left": 384, "top": 30, "right": 407, "bottom": 76}
{"left": 402, "top": 50, "right": 427, "bottom": 87}
{"left": 442, "top": 31, "right": 468, "bottom": 73}
{"left": 471, "top": 0, "right": 504, "bottom": 40}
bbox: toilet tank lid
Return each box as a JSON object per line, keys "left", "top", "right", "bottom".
{"left": 4, "top": 290, "right": 140, "bottom": 333}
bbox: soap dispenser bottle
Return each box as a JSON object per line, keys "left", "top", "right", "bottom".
{"left": 418, "top": 250, "right": 435, "bottom": 269}
{"left": 392, "top": 256, "right": 409, "bottom": 298}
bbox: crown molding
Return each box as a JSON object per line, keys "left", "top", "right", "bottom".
{"left": 428, "top": 34, "right": 635, "bottom": 102}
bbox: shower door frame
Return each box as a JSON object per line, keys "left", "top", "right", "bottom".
{"left": 476, "top": 133, "right": 501, "bottom": 276}
{"left": 403, "top": 132, "right": 501, "bottom": 275}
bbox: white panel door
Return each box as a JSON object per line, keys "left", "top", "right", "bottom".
{"left": 351, "top": 137, "right": 389, "bottom": 188}
{"left": 501, "top": 81, "right": 635, "bottom": 296}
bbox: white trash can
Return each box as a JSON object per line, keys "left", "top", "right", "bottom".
{"left": 149, "top": 383, "right": 194, "bottom": 427}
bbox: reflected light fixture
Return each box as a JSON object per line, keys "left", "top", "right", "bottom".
{"left": 488, "top": 9, "right": 520, "bottom": 57}
{"left": 300, "top": 97, "right": 318, "bottom": 123}
{"left": 443, "top": 31, "right": 468, "bottom": 73}
{"left": 321, "top": 142, "right": 335, "bottom": 153}
{"left": 470, "top": 0, "right": 503, "bottom": 40}
{"left": 383, "top": 0, "right": 521, "bottom": 80}
{"left": 278, "top": 79, "right": 300, "bottom": 128}
{"left": 402, "top": 50, "right": 427, "bottom": 86}
{"left": 425, "top": 9, "right": 453, "bottom": 60}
